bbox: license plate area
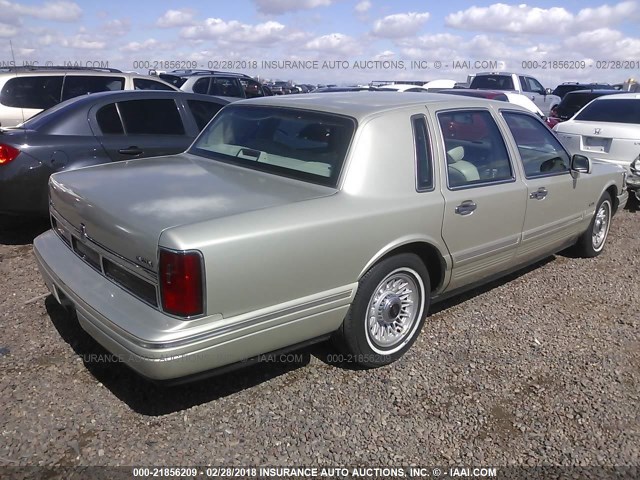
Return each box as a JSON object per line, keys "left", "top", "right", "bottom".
{"left": 582, "top": 136, "right": 611, "bottom": 152}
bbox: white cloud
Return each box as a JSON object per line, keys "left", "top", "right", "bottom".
{"left": 445, "top": 1, "right": 637, "bottom": 34}
{"left": 372, "top": 12, "right": 430, "bottom": 38}
{"left": 61, "top": 35, "right": 106, "bottom": 49}
{"left": 355, "top": 1, "right": 371, "bottom": 13}
{"left": 253, "top": 0, "right": 333, "bottom": 14}
{"left": 156, "top": 9, "right": 195, "bottom": 28}
{"left": 103, "top": 18, "right": 130, "bottom": 36}
{"left": 0, "top": 0, "right": 82, "bottom": 22}
{"left": 0, "top": 22, "right": 18, "bottom": 37}
{"left": 303, "top": 33, "right": 361, "bottom": 55}
{"left": 121, "top": 39, "right": 159, "bottom": 52}
{"left": 182, "top": 18, "right": 287, "bottom": 44}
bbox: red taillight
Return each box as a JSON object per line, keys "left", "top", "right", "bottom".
{"left": 159, "top": 249, "right": 204, "bottom": 317}
{"left": 0, "top": 144, "right": 20, "bottom": 165}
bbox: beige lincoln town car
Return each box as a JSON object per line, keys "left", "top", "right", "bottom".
{"left": 33, "top": 93, "right": 628, "bottom": 382}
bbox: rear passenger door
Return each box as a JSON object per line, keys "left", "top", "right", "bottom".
{"left": 92, "top": 98, "right": 192, "bottom": 162}
{"left": 501, "top": 111, "right": 587, "bottom": 260}
{"left": 437, "top": 109, "right": 527, "bottom": 290}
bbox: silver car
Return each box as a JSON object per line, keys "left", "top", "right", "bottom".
{"left": 554, "top": 93, "right": 640, "bottom": 172}
{"left": 33, "top": 93, "right": 628, "bottom": 382}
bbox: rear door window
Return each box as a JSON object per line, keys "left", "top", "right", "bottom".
{"left": 187, "top": 100, "right": 224, "bottom": 130}
{"left": 61, "top": 75, "right": 125, "bottom": 101}
{"left": 437, "top": 109, "right": 513, "bottom": 188}
{"left": 117, "top": 99, "right": 185, "bottom": 135}
{"left": 209, "top": 78, "right": 244, "bottom": 97}
{"left": 0, "top": 76, "right": 63, "bottom": 109}
{"left": 192, "top": 78, "right": 210, "bottom": 94}
{"left": 96, "top": 103, "right": 124, "bottom": 134}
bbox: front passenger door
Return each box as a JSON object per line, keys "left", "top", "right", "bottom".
{"left": 438, "top": 109, "right": 527, "bottom": 290}
{"left": 502, "top": 111, "right": 588, "bottom": 261}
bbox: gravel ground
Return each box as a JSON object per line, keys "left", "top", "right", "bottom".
{"left": 0, "top": 207, "right": 638, "bottom": 472}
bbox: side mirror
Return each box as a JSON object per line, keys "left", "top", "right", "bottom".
{"left": 570, "top": 154, "right": 591, "bottom": 174}
{"left": 545, "top": 88, "right": 553, "bottom": 95}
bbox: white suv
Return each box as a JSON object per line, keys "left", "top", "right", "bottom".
{"left": 0, "top": 66, "right": 177, "bottom": 127}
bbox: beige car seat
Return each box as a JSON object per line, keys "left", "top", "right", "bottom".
{"left": 447, "top": 146, "right": 480, "bottom": 186}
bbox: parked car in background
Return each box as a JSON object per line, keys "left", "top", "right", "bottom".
{"left": 552, "top": 82, "right": 612, "bottom": 99}
{"left": 424, "top": 79, "right": 457, "bottom": 91}
{"left": 34, "top": 92, "right": 626, "bottom": 382}
{"left": 470, "top": 72, "right": 560, "bottom": 115}
{"left": 0, "top": 90, "right": 232, "bottom": 216}
{"left": 314, "top": 86, "right": 378, "bottom": 92}
{"left": 377, "top": 84, "right": 429, "bottom": 92}
{"left": 627, "top": 155, "right": 640, "bottom": 201}
{"left": 437, "top": 89, "right": 550, "bottom": 125}
{"left": 554, "top": 93, "right": 640, "bottom": 171}
{"left": 549, "top": 89, "right": 624, "bottom": 121}
{"left": 0, "top": 66, "right": 178, "bottom": 127}
{"left": 268, "top": 81, "right": 292, "bottom": 95}
{"left": 157, "top": 70, "right": 268, "bottom": 99}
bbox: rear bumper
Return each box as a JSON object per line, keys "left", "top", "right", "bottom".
{"left": 33, "top": 230, "right": 351, "bottom": 380}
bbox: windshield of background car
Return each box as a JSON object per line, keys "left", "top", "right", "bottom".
{"left": 470, "top": 75, "right": 514, "bottom": 90}
{"left": 574, "top": 98, "right": 640, "bottom": 124}
{"left": 190, "top": 105, "right": 355, "bottom": 187}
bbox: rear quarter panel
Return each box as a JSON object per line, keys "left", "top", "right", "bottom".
{"left": 159, "top": 109, "right": 449, "bottom": 319}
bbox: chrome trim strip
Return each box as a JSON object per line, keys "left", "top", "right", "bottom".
{"left": 137, "top": 290, "right": 353, "bottom": 350}
{"left": 454, "top": 234, "right": 520, "bottom": 264}
{"left": 522, "top": 214, "right": 583, "bottom": 241}
{"left": 51, "top": 209, "right": 156, "bottom": 283}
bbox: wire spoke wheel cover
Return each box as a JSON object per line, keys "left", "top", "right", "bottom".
{"left": 365, "top": 267, "right": 424, "bottom": 353}
{"left": 592, "top": 199, "right": 611, "bottom": 252}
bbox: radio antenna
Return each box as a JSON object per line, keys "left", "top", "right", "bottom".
{"left": 9, "top": 40, "right": 25, "bottom": 126}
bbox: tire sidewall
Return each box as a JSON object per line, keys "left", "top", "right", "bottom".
{"left": 346, "top": 253, "right": 430, "bottom": 365}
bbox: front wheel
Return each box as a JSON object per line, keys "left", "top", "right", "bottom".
{"left": 574, "top": 192, "right": 612, "bottom": 257}
{"left": 333, "top": 253, "right": 430, "bottom": 367}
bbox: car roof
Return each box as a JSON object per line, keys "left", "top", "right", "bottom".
{"left": 564, "top": 89, "right": 623, "bottom": 96}
{"left": 590, "top": 93, "right": 640, "bottom": 100}
{"left": 232, "top": 91, "right": 528, "bottom": 121}
{"left": 436, "top": 89, "right": 507, "bottom": 99}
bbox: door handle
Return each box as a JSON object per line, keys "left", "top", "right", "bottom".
{"left": 118, "top": 147, "right": 143, "bottom": 155}
{"left": 529, "top": 187, "right": 548, "bottom": 200}
{"left": 455, "top": 200, "right": 477, "bottom": 216}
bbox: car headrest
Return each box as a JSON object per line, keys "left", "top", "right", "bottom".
{"left": 447, "top": 146, "right": 465, "bottom": 163}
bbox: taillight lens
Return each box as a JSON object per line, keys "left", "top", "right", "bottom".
{"left": 0, "top": 144, "right": 20, "bottom": 165}
{"left": 159, "top": 249, "right": 204, "bottom": 317}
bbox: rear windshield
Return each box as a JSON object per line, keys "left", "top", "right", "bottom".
{"left": 561, "top": 92, "right": 610, "bottom": 110}
{"left": 159, "top": 74, "right": 187, "bottom": 88}
{"left": 190, "top": 105, "right": 355, "bottom": 187}
{"left": 574, "top": 98, "right": 640, "bottom": 124}
{"left": 470, "top": 75, "right": 514, "bottom": 90}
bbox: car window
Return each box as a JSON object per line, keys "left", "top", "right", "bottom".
{"left": 411, "top": 115, "right": 433, "bottom": 190}
{"left": 437, "top": 109, "right": 513, "bottom": 188}
{"left": 96, "top": 103, "right": 124, "bottom": 134}
{"left": 209, "top": 78, "right": 244, "bottom": 98}
{"left": 133, "top": 78, "right": 175, "bottom": 91}
{"left": 503, "top": 111, "right": 570, "bottom": 177}
{"left": 117, "top": 99, "right": 185, "bottom": 135}
{"left": 527, "top": 77, "right": 544, "bottom": 93}
{"left": 61, "top": 76, "right": 125, "bottom": 101}
{"left": 242, "top": 79, "right": 265, "bottom": 98}
{"left": 519, "top": 76, "right": 531, "bottom": 92}
{"left": 191, "top": 105, "right": 355, "bottom": 187}
{"left": 0, "top": 76, "right": 63, "bottom": 109}
{"left": 158, "top": 74, "right": 186, "bottom": 88}
{"left": 470, "top": 75, "right": 514, "bottom": 90}
{"left": 187, "top": 100, "right": 224, "bottom": 130}
{"left": 192, "top": 78, "right": 209, "bottom": 94}
{"left": 574, "top": 98, "right": 640, "bottom": 124}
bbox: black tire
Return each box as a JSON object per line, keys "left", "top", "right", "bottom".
{"left": 333, "top": 253, "right": 430, "bottom": 367}
{"left": 573, "top": 192, "right": 612, "bottom": 258}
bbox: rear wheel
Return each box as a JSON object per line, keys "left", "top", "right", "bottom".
{"left": 334, "top": 253, "right": 430, "bottom": 367}
{"left": 574, "top": 192, "right": 612, "bottom": 257}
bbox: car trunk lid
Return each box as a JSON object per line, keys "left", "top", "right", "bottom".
{"left": 49, "top": 153, "right": 336, "bottom": 271}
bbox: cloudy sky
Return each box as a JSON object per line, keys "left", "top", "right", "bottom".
{"left": 0, "top": 0, "right": 638, "bottom": 87}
